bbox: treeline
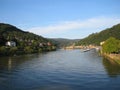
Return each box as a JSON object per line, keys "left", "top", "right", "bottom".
{"left": 76, "top": 24, "right": 120, "bottom": 46}
{"left": 0, "top": 23, "right": 56, "bottom": 56}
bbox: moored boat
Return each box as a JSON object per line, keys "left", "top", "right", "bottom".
{"left": 83, "top": 49, "right": 90, "bottom": 52}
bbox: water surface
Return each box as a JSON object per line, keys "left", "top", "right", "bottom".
{"left": 0, "top": 49, "right": 120, "bottom": 90}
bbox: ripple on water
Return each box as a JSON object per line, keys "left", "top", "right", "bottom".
{"left": 0, "top": 50, "right": 120, "bottom": 90}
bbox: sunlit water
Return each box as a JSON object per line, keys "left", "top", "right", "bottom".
{"left": 0, "top": 49, "right": 120, "bottom": 90}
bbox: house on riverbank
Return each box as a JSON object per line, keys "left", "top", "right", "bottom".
{"left": 6, "top": 41, "right": 16, "bottom": 47}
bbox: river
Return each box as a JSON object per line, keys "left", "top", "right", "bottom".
{"left": 0, "top": 49, "right": 120, "bottom": 90}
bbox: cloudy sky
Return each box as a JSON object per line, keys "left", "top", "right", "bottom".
{"left": 0, "top": 0, "right": 120, "bottom": 39}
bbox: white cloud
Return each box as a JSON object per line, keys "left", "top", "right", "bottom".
{"left": 27, "top": 16, "right": 120, "bottom": 38}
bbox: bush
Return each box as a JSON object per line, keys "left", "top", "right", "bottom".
{"left": 0, "top": 46, "right": 8, "bottom": 55}
{"left": 9, "top": 47, "right": 18, "bottom": 55}
{"left": 24, "top": 46, "right": 33, "bottom": 54}
{"left": 102, "top": 37, "right": 120, "bottom": 54}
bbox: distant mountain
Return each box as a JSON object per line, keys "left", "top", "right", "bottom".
{"left": 76, "top": 23, "right": 120, "bottom": 45}
{"left": 49, "top": 38, "right": 80, "bottom": 48}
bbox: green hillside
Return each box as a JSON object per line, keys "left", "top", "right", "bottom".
{"left": 76, "top": 23, "right": 120, "bottom": 45}
{"left": 0, "top": 23, "right": 56, "bottom": 55}
{"left": 0, "top": 23, "right": 48, "bottom": 43}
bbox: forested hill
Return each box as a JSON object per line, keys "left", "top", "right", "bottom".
{"left": 0, "top": 23, "right": 48, "bottom": 42}
{"left": 0, "top": 23, "right": 56, "bottom": 55}
{"left": 76, "top": 23, "right": 120, "bottom": 45}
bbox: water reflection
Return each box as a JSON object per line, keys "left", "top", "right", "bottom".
{"left": 102, "top": 58, "right": 120, "bottom": 77}
{"left": 0, "top": 50, "right": 120, "bottom": 90}
{"left": 0, "top": 54, "right": 42, "bottom": 71}
{"left": 8, "top": 58, "right": 12, "bottom": 71}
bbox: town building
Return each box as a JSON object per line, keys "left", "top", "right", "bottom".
{"left": 6, "top": 41, "right": 16, "bottom": 47}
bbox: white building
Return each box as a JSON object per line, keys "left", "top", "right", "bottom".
{"left": 100, "top": 41, "right": 105, "bottom": 46}
{"left": 6, "top": 41, "right": 16, "bottom": 47}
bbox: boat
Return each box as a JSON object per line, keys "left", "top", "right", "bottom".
{"left": 83, "top": 49, "right": 90, "bottom": 52}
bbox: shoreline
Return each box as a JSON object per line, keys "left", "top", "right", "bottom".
{"left": 103, "top": 53, "right": 120, "bottom": 64}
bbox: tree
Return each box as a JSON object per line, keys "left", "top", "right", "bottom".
{"left": 102, "top": 37, "right": 120, "bottom": 53}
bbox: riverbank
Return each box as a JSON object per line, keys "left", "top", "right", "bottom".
{"left": 0, "top": 46, "right": 56, "bottom": 56}
{"left": 103, "top": 53, "right": 120, "bottom": 64}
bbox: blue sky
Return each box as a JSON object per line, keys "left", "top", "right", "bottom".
{"left": 0, "top": 0, "right": 120, "bottom": 39}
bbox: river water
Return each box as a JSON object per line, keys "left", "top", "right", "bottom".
{"left": 0, "top": 49, "right": 120, "bottom": 90}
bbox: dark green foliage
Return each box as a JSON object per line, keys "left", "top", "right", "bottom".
{"left": 102, "top": 37, "right": 120, "bottom": 54}
{"left": 0, "top": 46, "right": 8, "bottom": 55}
{"left": 24, "top": 46, "right": 34, "bottom": 54}
{"left": 9, "top": 47, "right": 18, "bottom": 55}
{"left": 76, "top": 24, "right": 120, "bottom": 45}
{"left": 0, "top": 35, "right": 6, "bottom": 46}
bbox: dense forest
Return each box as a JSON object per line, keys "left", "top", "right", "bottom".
{"left": 0, "top": 23, "right": 56, "bottom": 56}
{"left": 76, "top": 24, "right": 120, "bottom": 45}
